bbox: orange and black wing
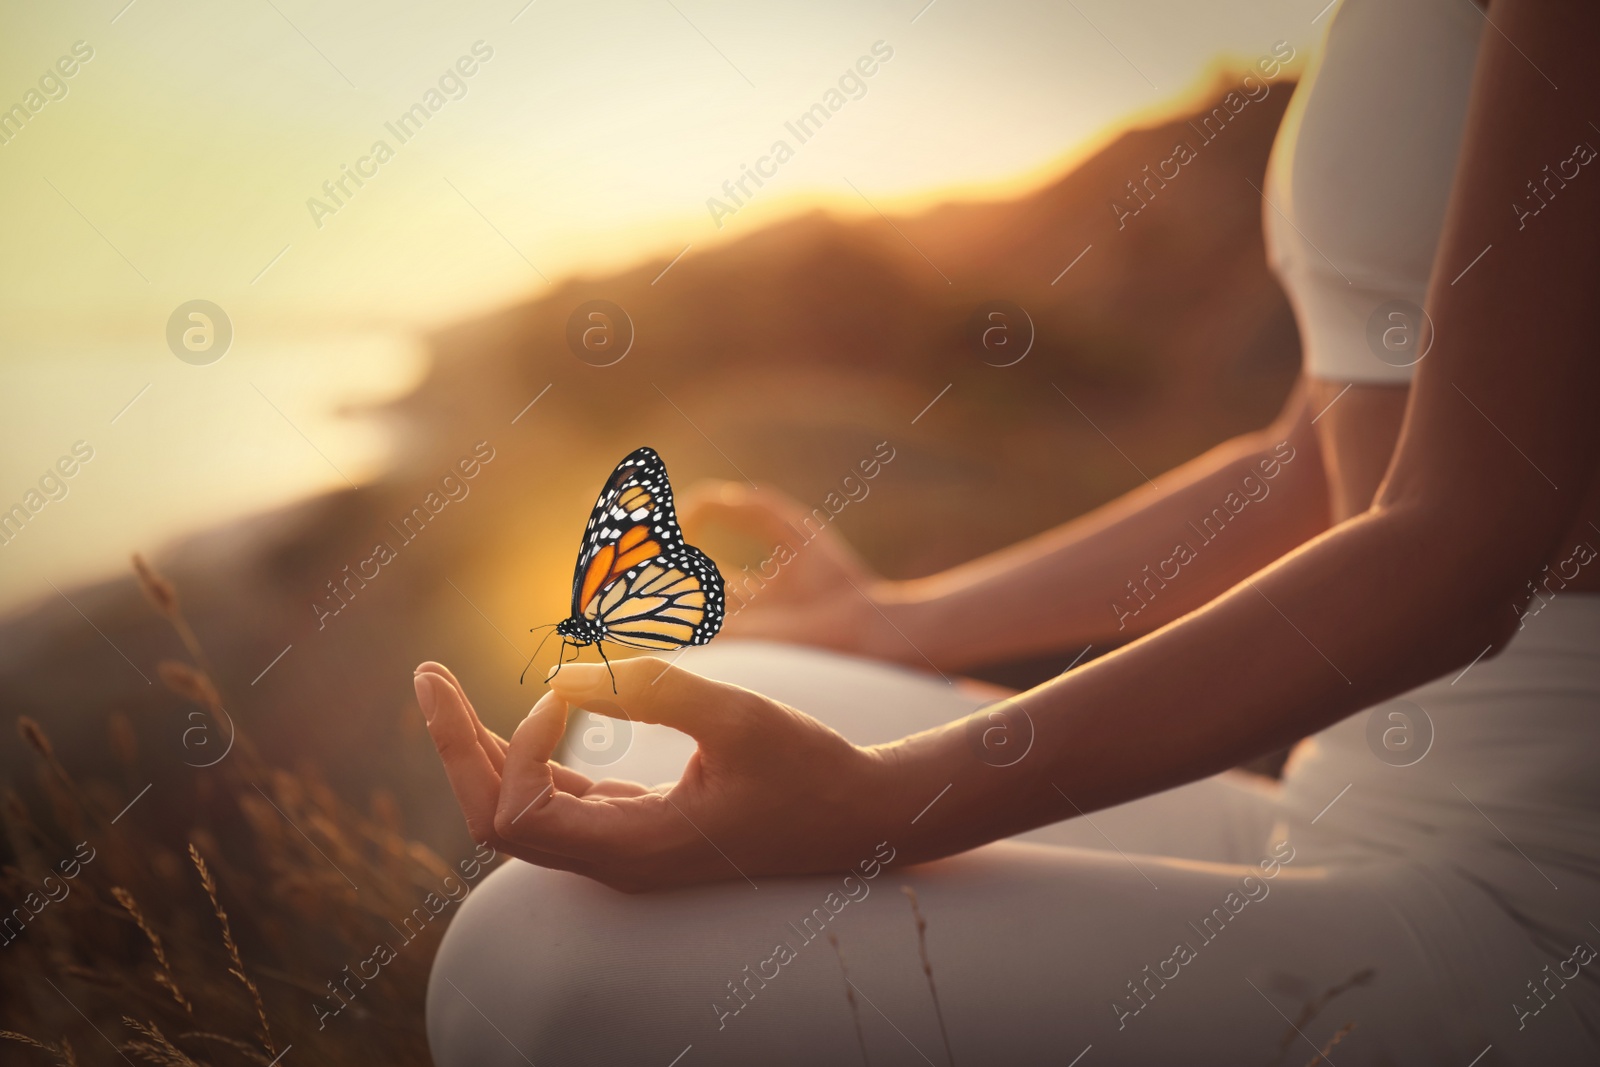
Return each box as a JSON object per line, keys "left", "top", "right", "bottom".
{"left": 570, "top": 447, "right": 724, "bottom": 647}
{"left": 589, "top": 544, "right": 724, "bottom": 650}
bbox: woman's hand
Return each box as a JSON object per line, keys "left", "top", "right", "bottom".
{"left": 414, "top": 657, "right": 907, "bottom": 892}
{"left": 681, "top": 482, "right": 924, "bottom": 666}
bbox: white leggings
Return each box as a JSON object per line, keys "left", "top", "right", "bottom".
{"left": 429, "top": 625, "right": 1600, "bottom": 1066}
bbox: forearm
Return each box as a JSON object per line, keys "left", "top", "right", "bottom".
{"left": 885, "top": 499, "right": 1528, "bottom": 862}
{"left": 887, "top": 384, "right": 1329, "bottom": 670}
{"left": 883, "top": 0, "right": 1600, "bottom": 859}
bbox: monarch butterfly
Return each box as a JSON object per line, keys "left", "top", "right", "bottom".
{"left": 524, "top": 447, "right": 726, "bottom": 690}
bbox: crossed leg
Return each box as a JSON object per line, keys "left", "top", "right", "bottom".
{"left": 427, "top": 643, "right": 1550, "bottom": 1066}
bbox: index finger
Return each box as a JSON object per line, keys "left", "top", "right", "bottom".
{"left": 417, "top": 670, "right": 501, "bottom": 845}
{"left": 419, "top": 671, "right": 601, "bottom": 871}
{"left": 417, "top": 661, "right": 507, "bottom": 772}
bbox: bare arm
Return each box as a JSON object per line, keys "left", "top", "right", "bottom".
{"left": 890, "top": 380, "right": 1330, "bottom": 669}
{"left": 893, "top": 0, "right": 1600, "bottom": 856}
{"left": 691, "top": 382, "right": 1331, "bottom": 672}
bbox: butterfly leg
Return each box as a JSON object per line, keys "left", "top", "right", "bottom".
{"left": 595, "top": 641, "right": 619, "bottom": 694}
{"left": 545, "top": 639, "right": 577, "bottom": 686}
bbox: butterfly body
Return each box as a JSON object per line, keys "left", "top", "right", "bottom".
{"left": 553, "top": 614, "right": 605, "bottom": 647}
{"left": 533, "top": 447, "right": 725, "bottom": 687}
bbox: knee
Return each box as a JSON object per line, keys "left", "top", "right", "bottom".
{"left": 428, "top": 861, "right": 601, "bottom": 1066}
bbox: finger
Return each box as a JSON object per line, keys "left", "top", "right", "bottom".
{"left": 679, "top": 483, "right": 808, "bottom": 544}
{"left": 416, "top": 662, "right": 505, "bottom": 751}
{"left": 583, "top": 778, "right": 655, "bottom": 799}
{"left": 416, "top": 671, "right": 502, "bottom": 844}
{"left": 417, "top": 669, "right": 606, "bottom": 878}
{"left": 420, "top": 670, "right": 594, "bottom": 801}
{"left": 470, "top": 693, "right": 615, "bottom": 867}
{"left": 493, "top": 690, "right": 682, "bottom": 860}
{"left": 416, "top": 662, "right": 508, "bottom": 771}
{"left": 493, "top": 691, "right": 569, "bottom": 833}
{"left": 500, "top": 787, "right": 674, "bottom": 863}
{"left": 547, "top": 658, "right": 756, "bottom": 748}
{"left": 550, "top": 760, "right": 597, "bottom": 796}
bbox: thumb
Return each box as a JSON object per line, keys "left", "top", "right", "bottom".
{"left": 547, "top": 658, "right": 755, "bottom": 747}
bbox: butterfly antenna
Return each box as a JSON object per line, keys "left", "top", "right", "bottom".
{"left": 519, "top": 624, "right": 562, "bottom": 685}
{"left": 596, "top": 642, "right": 618, "bottom": 694}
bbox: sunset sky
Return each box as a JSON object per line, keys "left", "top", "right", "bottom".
{"left": 0, "top": 0, "right": 1325, "bottom": 333}
{"left": 0, "top": 0, "right": 1325, "bottom": 605}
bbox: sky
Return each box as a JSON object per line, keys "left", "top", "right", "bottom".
{"left": 0, "top": 0, "right": 1331, "bottom": 606}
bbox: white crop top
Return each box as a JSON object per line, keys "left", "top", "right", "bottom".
{"left": 1263, "top": 0, "right": 1484, "bottom": 383}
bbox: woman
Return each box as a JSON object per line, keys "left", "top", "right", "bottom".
{"left": 421, "top": 0, "right": 1600, "bottom": 1061}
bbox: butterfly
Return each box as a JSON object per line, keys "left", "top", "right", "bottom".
{"left": 525, "top": 447, "right": 726, "bottom": 691}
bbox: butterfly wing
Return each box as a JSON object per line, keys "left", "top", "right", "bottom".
{"left": 589, "top": 544, "right": 725, "bottom": 650}
{"left": 568, "top": 447, "right": 725, "bottom": 649}
{"left": 570, "top": 447, "right": 683, "bottom": 618}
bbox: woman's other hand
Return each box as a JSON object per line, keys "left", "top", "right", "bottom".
{"left": 415, "top": 657, "right": 910, "bottom": 892}
{"left": 680, "top": 482, "right": 922, "bottom": 666}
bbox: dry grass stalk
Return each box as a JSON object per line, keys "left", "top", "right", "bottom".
{"left": 3, "top": 788, "right": 51, "bottom": 880}
{"left": 901, "top": 886, "right": 955, "bottom": 1067}
{"left": 16, "top": 717, "right": 96, "bottom": 834}
{"left": 1303, "top": 1021, "right": 1356, "bottom": 1067}
{"left": 404, "top": 841, "right": 454, "bottom": 885}
{"left": 17, "top": 716, "right": 77, "bottom": 805}
{"left": 131, "top": 554, "right": 179, "bottom": 618}
{"left": 188, "top": 844, "right": 277, "bottom": 1057}
{"left": 0, "top": 1030, "right": 51, "bottom": 1052}
{"left": 4, "top": 558, "right": 448, "bottom": 1065}
{"left": 0, "top": 1030, "right": 76, "bottom": 1067}
{"left": 138, "top": 576, "right": 264, "bottom": 777}
{"left": 826, "top": 932, "right": 871, "bottom": 1067}
{"left": 120, "top": 1018, "right": 203, "bottom": 1067}
{"left": 156, "top": 662, "right": 220, "bottom": 710}
{"left": 5, "top": 788, "right": 32, "bottom": 825}
{"left": 18, "top": 716, "right": 54, "bottom": 759}
{"left": 132, "top": 554, "right": 215, "bottom": 680}
{"left": 155, "top": 660, "right": 240, "bottom": 765}
{"left": 112, "top": 887, "right": 193, "bottom": 1013}
{"left": 178, "top": 1031, "right": 276, "bottom": 1066}
{"left": 60, "top": 965, "right": 122, "bottom": 988}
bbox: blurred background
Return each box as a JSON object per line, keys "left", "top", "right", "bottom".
{"left": 1, "top": 0, "right": 1324, "bottom": 1061}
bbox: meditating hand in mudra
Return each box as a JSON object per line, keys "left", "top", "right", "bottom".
{"left": 414, "top": 656, "right": 901, "bottom": 892}
{"left": 419, "top": 1, "right": 1600, "bottom": 1062}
